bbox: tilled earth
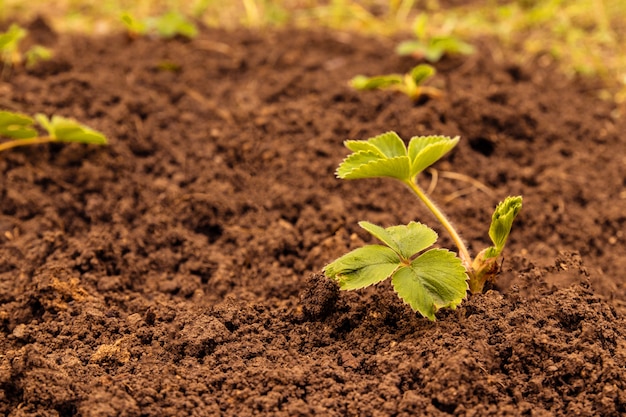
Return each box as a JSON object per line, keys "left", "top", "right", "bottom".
{"left": 0, "top": 19, "right": 625, "bottom": 416}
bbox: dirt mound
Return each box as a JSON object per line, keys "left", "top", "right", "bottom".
{"left": 0, "top": 25, "right": 624, "bottom": 416}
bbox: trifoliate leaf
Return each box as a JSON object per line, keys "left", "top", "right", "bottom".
{"left": 359, "top": 221, "right": 437, "bottom": 260}
{"left": 324, "top": 245, "right": 400, "bottom": 290}
{"left": 407, "top": 135, "right": 459, "bottom": 177}
{"left": 337, "top": 132, "right": 459, "bottom": 181}
{"left": 486, "top": 196, "right": 523, "bottom": 258}
{"left": 0, "top": 111, "right": 37, "bottom": 139}
{"left": 392, "top": 249, "right": 468, "bottom": 320}
{"left": 36, "top": 114, "right": 108, "bottom": 145}
{"left": 337, "top": 132, "right": 410, "bottom": 181}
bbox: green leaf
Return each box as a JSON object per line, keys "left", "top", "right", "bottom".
{"left": 324, "top": 245, "right": 400, "bottom": 290}
{"left": 392, "top": 249, "right": 468, "bottom": 320}
{"left": 350, "top": 74, "right": 403, "bottom": 90}
{"left": 36, "top": 114, "right": 108, "bottom": 145}
{"left": 431, "top": 36, "right": 475, "bottom": 56}
{"left": 325, "top": 220, "right": 467, "bottom": 320}
{"left": 344, "top": 140, "right": 385, "bottom": 156}
{"left": 367, "top": 131, "right": 407, "bottom": 158}
{"left": 409, "top": 64, "right": 436, "bottom": 85}
{"left": 0, "top": 24, "right": 27, "bottom": 51}
{"left": 424, "top": 47, "right": 445, "bottom": 63}
{"left": 412, "top": 13, "right": 428, "bottom": 40}
{"left": 395, "top": 40, "right": 425, "bottom": 56}
{"left": 25, "top": 45, "right": 52, "bottom": 68}
{"left": 0, "top": 111, "right": 37, "bottom": 139}
{"left": 359, "top": 221, "right": 437, "bottom": 260}
{"left": 153, "top": 11, "right": 198, "bottom": 39}
{"left": 121, "top": 12, "right": 147, "bottom": 34}
{"left": 337, "top": 154, "right": 410, "bottom": 180}
{"left": 407, "top": 135, "right": 460, "bottom": 177}
{"left": 34, "top": 113, "right": 53, "bottom": 134}
{"left": 486, "top": 196, "right": 523, "bottom": 258}
{"left": 337, "top": 132, "right": 411, "bottom": 181}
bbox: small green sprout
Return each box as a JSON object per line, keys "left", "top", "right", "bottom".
{"left": 121, "top": 11, "right": 198, "bottom": 39}
{"left": 0, "top": 24, "right": 27, "bottom": 67}
{"left": 0, "top": 24, "right": 52, "bottom": 70}
{"left": 324, "top": 132, "right": 522, "bottom": 319}
{"left": 121, "top": 13, "right": 148, "bottom": 38}
{"left": 0, "top": 110, "right": 108, "bottom": 154}
{"left": 396, "top": 14, "right": 474, "bottom": 63}
{"left": 350, "top": 64, "right": 442, "bottom": 102}
{"left": 396, "top": 36, "right": 475, "bottom": 63}
{"left": 25, "top": 45, "right": 53, "bottom": 68}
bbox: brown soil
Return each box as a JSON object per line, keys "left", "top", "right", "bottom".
{"left": 1, "top": 20, "right": 625, "bottom": 416}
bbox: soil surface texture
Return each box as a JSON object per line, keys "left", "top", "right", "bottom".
{"left": 1, "top": 20, "right": 625, "bottom": 416}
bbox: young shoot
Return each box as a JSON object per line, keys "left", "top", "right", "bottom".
{"left": 350, "top": 64, "right": 441, "bottom": 102}
{"left": 324, "top": 131, "right": 522, "bottom": 319}
{"left": 121, "top": 11, "right": 198, "bottom": 39}
{"left": 396, "top": 14, "right": 474, "bottom": 62}
{"left": 0, "top": 111, "right": 108, "bottom": 153}
{"left": 0, "top": 24, "right": 52, "bottom": 70}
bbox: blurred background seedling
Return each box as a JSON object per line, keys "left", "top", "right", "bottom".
{"left": 0, "top": 23, "right": 52, "bottom": 74}
{"left": 396, "top": 13, "right": 474, "bottom": 62}
{"left": 0, "top": 110, "right": 108, "bottom": 154}
{"left": 350, "top": 63, "right": 442, "bottom": 102}
{"left": 121, "top": 10, "right": 198, "bottom": 39}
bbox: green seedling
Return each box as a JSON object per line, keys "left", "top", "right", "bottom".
{"left": 396, "top": 14, "right": 474, "bottom": 62}
{"left": 0, "top": 24, "right": 52, "bottom": 70}
{"left": 0, "top": 111, "right": 108, "bottom": 153}
{"left": 0, "top": 24, "right": 26, "bottom": 67}
{"left": 121, "top": 11, "right": 198, "bottom": 39}
{"left": 324, "top": 131, "right": 522, "bottom": 320}
{"left": 25, "top": 45, "right": 53, "bottom": 68}
{"left": 121, "top": 12, "right": 147, "bottom": 38}
{"left": 350, "top": 64, "right": 441, "bottom": 101}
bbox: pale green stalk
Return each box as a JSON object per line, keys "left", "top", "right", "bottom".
{"left": 0, "top": 136, "right": 54, "bottom": 152}
{"left": 402, "top": 178, "right": 473, "bottom": 272}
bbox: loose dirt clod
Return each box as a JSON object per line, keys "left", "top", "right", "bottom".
{"left": 300, "top": 273, "right": 340, "bottom": 320}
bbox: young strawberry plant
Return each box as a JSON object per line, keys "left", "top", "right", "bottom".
{"left": 0, "top": 24, "right": 52, "bottom": 70}
{"left": 0, "top": 110, "right": 108, "bottom": 153}
{"left": 121, "top": 11, "right": 198, "bottom": 39}
{"left": 324, "top": 131, "right": 522, "bottom": 320}
{"left": 350, "top": 64, "right": 441, "bottom": 102}
{"left": 395, "top": 14, "right": 474, "bottom": 62}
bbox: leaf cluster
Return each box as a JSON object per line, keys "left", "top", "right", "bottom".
{"left": 325, "top": 221, "right": 467, "bottom": 321}
{"left": 0, "top": 110, "right": 108, "bottom": 153}
{"left": 121, "top": 11, "right": 198, "bottom": 39}
{"left": 350, "top": 64, "right": 441, "bottom": 101}
{"left": 396, "top": 36, "right": 475, "bottom": 62}
{"left": 396, "top": 14, "right": 474, "bottom": 63}
{"left": 325, "top": 131, "right": 522, "bottom": 319}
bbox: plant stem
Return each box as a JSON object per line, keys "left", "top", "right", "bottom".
{"left": 0, "top": 136, "right": 55, "bottom": 153}
{"left": 403, "top": 178, "right": 473, "bottom": 270}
